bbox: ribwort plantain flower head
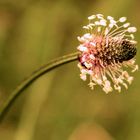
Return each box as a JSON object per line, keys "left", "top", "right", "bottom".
{"left": 77, "top": 14, "right": 138, "bottom": 93}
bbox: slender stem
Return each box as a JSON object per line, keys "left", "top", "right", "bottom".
{"left": 0, "top": 52, "right": 79, "bottom": 122}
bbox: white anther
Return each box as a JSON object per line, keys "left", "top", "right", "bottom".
{"left": 96, "top": 79, "right": 102, "bottom": 85}
{"left": 100, "top": 19, "right": 107, "bottom": 26}
{"left": 119, "top": 17, "right": 127, "bottom": 22}
{"left": 96, "top": 14, "right": 103, "bottom": 18}
{"left": 109, "top": 23, "right": 114, "bottom": 28}
{"left": 77, "top": 36, "right": 85, "bottom": 42}
{"left": 87, "top": 70, "right": 93, "bottom": 75}
{"left": 132, "top": 65, "right": 139, "bottom": 72}
{"left": 114, "top": 85, "right": 121, "bottom": 92}
{"left": 127, "top": 76, "right": 133, "bottom": 84}
{"left": 90, "top": 42, "right": 96, "bottom": 47}
{"left": 88, "top": 15, "right": 96, "bottom": 20}
{"left": 107, "top": 16, "right": 114, "bottom": 20}
{"left": 103, "top": 81, "right": 112, "bottom": 93}
{"left": 127, "top": 27, "right": 137, "bottom": 33}
{"left": 77, "top": 45, "right": 88, "bottom": 52}
{"left": 89, "top": 23, "right": 95, "bottom": 26}
{"left": 83, "top": 26, "right": 89, "bottom": 30}
{"left": 95, "top": 21, "right": 100, "bottom": 25}
{"left": 110, "top": 19, "right": 116, "bottom": 25}
{"left": 123, "top": 23, "right": 130, "bottom": 28}
{"left": 81, "top": 69, "right": 88, "bottom": 74}
{"left": 84, "top": 62, "right": 92, "bottom": 68}
{"left": 80, "top": 73, "right": 87, "bottom": 81}
{"left": 83, "top": 33, "right": 92, "bottom": 39}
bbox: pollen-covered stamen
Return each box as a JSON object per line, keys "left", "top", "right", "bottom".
{"left": 77, "top": 14, "right": 138, "bottom": 93}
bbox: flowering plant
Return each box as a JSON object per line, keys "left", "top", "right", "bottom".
{"left": 77, "top": 14, "right": 138, "bottom": 93}
{"left": 0, "top": 14, "right": 138, "bottom": 121}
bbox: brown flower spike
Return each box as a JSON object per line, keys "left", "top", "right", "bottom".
{"left": 77, "top": 14, "right": 138, "bottom": 93}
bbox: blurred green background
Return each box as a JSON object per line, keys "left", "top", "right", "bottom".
{"left": 0, "top": 0, "right": 140, "bottom": 140}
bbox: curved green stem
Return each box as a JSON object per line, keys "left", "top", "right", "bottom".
{"left": 0, "top": 52, "right": 79, "bottom": 122}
